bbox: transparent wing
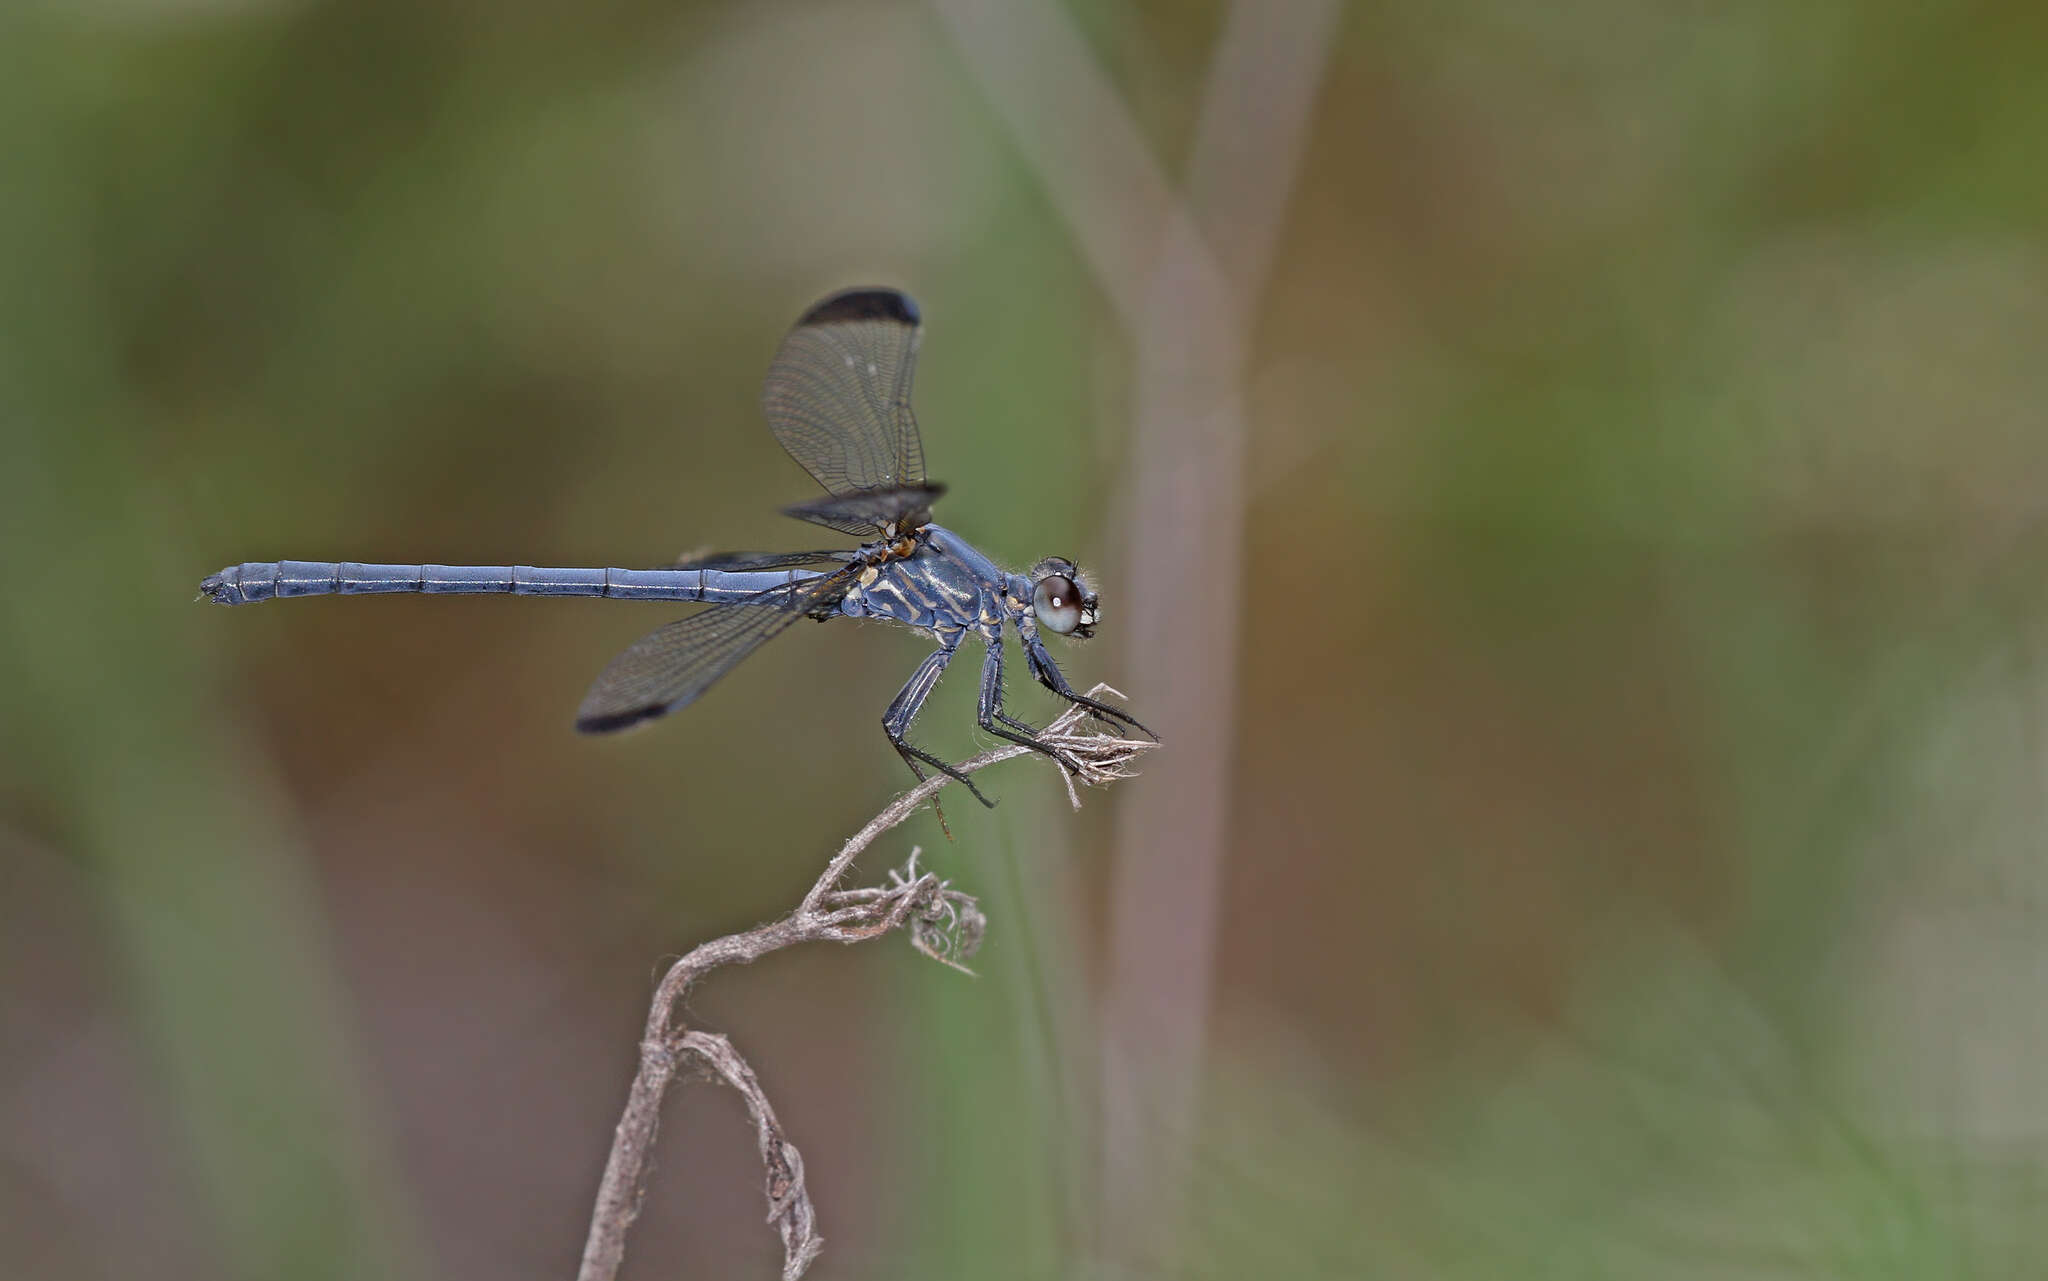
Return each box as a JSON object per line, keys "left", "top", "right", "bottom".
{"left": 575, "top": 572, "right": 853, "bottom": 733}
{"left": 761, "top": 288, "right": 930, "bottom": 515}
{"left": 669, "top": 549, "right": 853, "bottom": 572}
{"left": 781, "top": 483, "right": 945, "bottom": 537}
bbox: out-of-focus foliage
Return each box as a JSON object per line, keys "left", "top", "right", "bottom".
{"left": 4, "top": 1, "right": 2046, "bottom": 1277}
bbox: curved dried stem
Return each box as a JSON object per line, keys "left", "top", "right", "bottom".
{"left": 575, "top": 689, "right": 1151, "bottom": 1281}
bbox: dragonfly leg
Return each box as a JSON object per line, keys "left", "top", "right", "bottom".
{"left": 883, "top": 637, "right": 994, "bottom": 808}
{"left": 978, "top": 635, "right": 1087, "bottom": 774}
{"left": 1021, "top": 634, "right": 1158, "bottom": 740}
{"left": 988, "top": 679, "right": 1038, "bottom": 738}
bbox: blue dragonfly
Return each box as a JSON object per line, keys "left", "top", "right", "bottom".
{"left": 201, "top": 288, "right": 1152, "bottom": 804}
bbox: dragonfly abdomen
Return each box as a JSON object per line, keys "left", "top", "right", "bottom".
{"left": 198, "top": 561, "right": 820, "bottom": 606}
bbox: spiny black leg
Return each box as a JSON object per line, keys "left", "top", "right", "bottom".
{"left": 883, "top": 640, "right": 994, "bottom": 808}
{"left": 990, "top": 684, "right": 1037, "bottom": 737}
{"left": 978, "top": 636, "right": 1087, "bottom": 774}
{"left": 1020, "top": 634, "right": 1158, "bottom": 740}
{"left": 895, "top": 740, "right": 992, "bottom": 807}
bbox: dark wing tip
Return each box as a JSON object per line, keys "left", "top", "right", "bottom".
{"left": 799, "top": 287, "right": 920, "bottom": 330}
{"left": 575, "top": 704, "right": 672, "bottom": 735}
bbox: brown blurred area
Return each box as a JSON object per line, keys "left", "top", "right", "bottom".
{"left": 6, "top": 2, "right": 2048, "bottom": 1278}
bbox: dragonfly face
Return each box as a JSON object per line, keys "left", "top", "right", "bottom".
{"left": 198, "top": 287, "right": 1153, "bottom": 804}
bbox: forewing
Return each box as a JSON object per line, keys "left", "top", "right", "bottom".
{"left": 670, "top": 549, "right": 852, "bottom": 572}
{"left": 781, "top": 483, "right": 945, "bottom": 537}
{"left": 761, "top": 288, "right": 929, "bottom": 506}
{"left": 575, "top": 574, "right": 851, "bottom": 733}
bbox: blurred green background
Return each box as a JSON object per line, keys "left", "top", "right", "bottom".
{"left": 6, "top": 1, "right": 2048, "bottom": 1277}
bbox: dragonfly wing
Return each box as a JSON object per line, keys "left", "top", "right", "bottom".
{"left": 761, "top": 288, "right": 931, "bottom": 527}
{"left": 669, "top": 549, "right": 853, "bottom": 572}
{"left": 575, "top": 573, "right": 852, "bottom": 733}
{"left": 781, "top": 483, "right": 945, "bottom": 537}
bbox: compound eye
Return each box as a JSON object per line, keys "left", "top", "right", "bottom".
{"left": 1033, "top": 575, "right": 1083, "bottom": 635}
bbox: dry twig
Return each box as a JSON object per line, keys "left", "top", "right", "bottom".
{"left": 575, "top": 689, "right": 1151, "bottom": 1281}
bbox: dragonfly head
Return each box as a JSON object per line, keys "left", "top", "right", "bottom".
{"left": 1028, "top": 557, "right": 1097, "bottom": 640}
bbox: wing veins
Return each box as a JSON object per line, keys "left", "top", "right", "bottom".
{"left": 575, "top": 570, "right": 854, "bottom": 733}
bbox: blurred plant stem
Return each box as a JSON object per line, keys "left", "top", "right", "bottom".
{"left": 934, "top": 0, "right": 1338, "bottom": 1268}
{"left": 0, "top": 262, "right": 433, "bottom": 1281}
{"left": 0, "top": 29, "right": 440, "bottom": 1273}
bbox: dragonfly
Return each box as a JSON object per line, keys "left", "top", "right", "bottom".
{"left": 200, "top": 287, "right": 1152, "bottom": 806}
